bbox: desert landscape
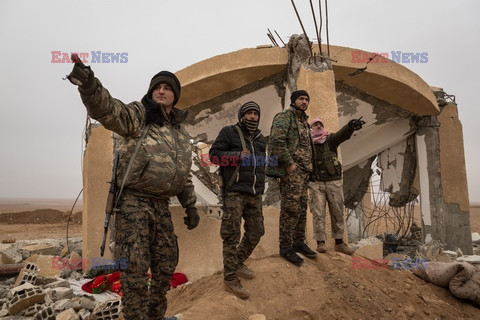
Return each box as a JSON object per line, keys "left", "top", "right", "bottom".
{"left": 0, "top": 198, "right": 479, "bottom": 319}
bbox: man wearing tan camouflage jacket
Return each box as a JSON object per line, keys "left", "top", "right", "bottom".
{"left": 68, "top": 58, "right": 199, "bottom": 320}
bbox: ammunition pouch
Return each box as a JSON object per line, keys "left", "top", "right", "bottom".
{"left": 323, "top": 152, "right": 342, "bottom": 176}
{"left": 321, "top": 142, "right": 341, "bottom": 176}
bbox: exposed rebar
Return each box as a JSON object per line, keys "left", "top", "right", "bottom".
{"left": 325, "top": 0, "right": 330, "bottom": 57}
{"left": 274, "top": 30, "right": 287, "bottom": 47}
{"left": 309, "top": 0, "right": 321, "bottom": 52}
{"left": 291, "top": 0, "right": 314, "bottom": 58}
{"left": 267, "top": 29, "right": 279, "bottom": 47}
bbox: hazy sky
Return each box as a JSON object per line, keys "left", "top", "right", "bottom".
{"left": 0, "top": 0, "right": 478, "bottom": 202}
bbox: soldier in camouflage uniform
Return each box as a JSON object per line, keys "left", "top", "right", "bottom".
{"left": 67, "top": 59, "right": 199, "bottom": 320}
{"left": 266, "top": 90, "right": 317, "bottom": 266}
{"left": 209, "top": 102, "right": 266, "bottom": 299}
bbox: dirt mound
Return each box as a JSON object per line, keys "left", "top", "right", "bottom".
{"left": 0, "top": 209, "right": 82, "bottom": 224}
{"left": 166, "top": 253, "right": 479, "bottom": 320}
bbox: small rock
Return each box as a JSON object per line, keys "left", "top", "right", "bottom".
{"left": 405, "top": 305, "right": 415, "bottom": 317}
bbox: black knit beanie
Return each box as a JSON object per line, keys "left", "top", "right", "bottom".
{"left": 290, "top": 90, "right": 310, "bottom": 107}
{"left": 147, "top": 71, "right": 181, "bottom": 106}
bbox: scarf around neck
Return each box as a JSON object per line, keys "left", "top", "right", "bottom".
{"left": 311, "top": 126, "right": 329, "bottom": 144}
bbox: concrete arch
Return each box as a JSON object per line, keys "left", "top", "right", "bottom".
{"left": 176, "top": 44, "right": 439, "bottom": 116}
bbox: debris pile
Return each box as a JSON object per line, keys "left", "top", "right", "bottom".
{"left": 0, "top": 238, "right": 122, "bottom": 319}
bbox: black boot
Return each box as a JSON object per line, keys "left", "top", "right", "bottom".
{"left": 293, "top": 243, "right": 317, "bottom": 259}
{"left": 280, "top": 247, "right": 304, "bottom": 266}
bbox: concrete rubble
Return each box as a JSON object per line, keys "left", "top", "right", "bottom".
{"left": 0, "top": 238, "right": 122, "bottom": 320}
{"left": 2, "top": 231, "right": 479, "bottom": 318}
{"left": 353, "top": 231, "right": 480, "bottom": 268}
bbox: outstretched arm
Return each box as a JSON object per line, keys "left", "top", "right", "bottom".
{"left": 67, "top": 54, "right": 144, "bottom": 138}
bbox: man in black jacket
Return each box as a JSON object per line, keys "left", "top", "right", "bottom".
{"left": 209, "top": 101, "right": 266, "bottom": 299}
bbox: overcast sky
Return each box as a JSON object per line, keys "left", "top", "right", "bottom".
{"left": 0, "top": 0, "right": 478, "bottom": 202}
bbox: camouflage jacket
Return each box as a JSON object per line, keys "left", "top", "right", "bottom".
{"left": 79, "top": 79, "right": 196, "bottom": 208}
{"left": 266, "top": 106, "right": 314, "bottom": 178}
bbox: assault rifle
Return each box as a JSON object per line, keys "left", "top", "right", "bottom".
{"left": 100, "top": 152, "right": 119, "bottom": 257}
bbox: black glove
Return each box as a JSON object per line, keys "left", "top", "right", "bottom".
{"left": 67, "top": 54, "right": 95, "bottom": 88}
{"left": 348, "top": 118, "right": 365, "bottom": 131}
{"left": 184, "top": 207, "right": 200, "bottom": 230}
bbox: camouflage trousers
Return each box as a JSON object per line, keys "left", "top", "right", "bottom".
{"left": 308, "top": 180, "right": 345, "bottom": 241}
{"left": 279, "top": 168, "right": 310, "bottom": 249}
{"left": 221, "top": 192, "right": 264, "bottom": 281}
{"left": 114, "top": 192, "right": 178, "bottom": 320}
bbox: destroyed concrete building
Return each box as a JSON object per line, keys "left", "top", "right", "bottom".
{"left": 81, "top": 34, "right": 473, "bottom": 281}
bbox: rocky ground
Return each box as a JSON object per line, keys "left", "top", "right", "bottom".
{"left": 0, "top": 200, "right": 479, "bottom": 319}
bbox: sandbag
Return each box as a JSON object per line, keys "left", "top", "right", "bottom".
{"left": 413, "top": 261, "right": 480, "bottom": 305}
{"left": 449, "top": 264, "right": 480, "bottom": 304}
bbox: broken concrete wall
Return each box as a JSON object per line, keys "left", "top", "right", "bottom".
{"left": 183, "top": 72, "right": 285, "bottom": 143}
{"left": 415, "top": 102, "right": 472, "bottom": 254}
{"left": 82, "top": 125, "right": 114, "bottom": 265}
{"left": 377, "top": 135, "right": 418, "bottom": 207}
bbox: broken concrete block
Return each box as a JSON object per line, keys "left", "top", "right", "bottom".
{"left": 354, "top": 237, "right": 383, "bottom": 261}
{"left": 54, "top": 298, "right": 74, "bottom": 312}
{"left": 90, "top": 298, "right": 122, "bottom": 320}
{"left": 50, "top": 287, "right": 74, "bottom": 301}
{"left": 24, "top": 303, "right": 44, "bottom": 316}
{"left": 418, "top": 242, "right": 443, "bottom": 260}
{"left": 71, "top": 296, "right": 96, "bottom": 311}
{"left": 56, "top": 308, "right": 79, "bottom": 320}
{"left": 35, "top": 305, "right": 56, "bottom": 320}
{"left": 69, "top": 251, "right": 84, "bottom": 271}
{"left": 45, "top": 279, "right": 70, "bottom": 289}
{"left": 22, "top": 243, "right": 59, "bottom": 257}
{"left": 8, "top": 286, "right": 45, "bottom": 315}
{"left": 436, "top": 252, "right": 455, "bottom": 263}
{"left": 472, "top": 232, "right": 480, "bottom": 244}
{"left": 77, "top": 309, "right": 91, "bottom": 320}
{"left": 14, "top": 262, "right": 39, "bottom": 287}
{"left": 0, "top": 309, "right": 8, "bottom": 317}
{"left": 60, "top": 246, "right": 69, "bottom": 258}
{"left": 437, "top": 250, "right": 458, "bottom": 263}
{"left": 1, "top": 245, "right": 23, "bottom": 264}
{"left": 8, "top": 282, "right": 35, "bottom": 299}
{"left": 24, "top": 255, "right": 63, "bottom": 279}
{"left": 456, "top": 255, "right": 480, "bottom": 264}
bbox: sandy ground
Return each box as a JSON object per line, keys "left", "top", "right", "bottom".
{"left": 0, "top": 199, "right": 479, "bottom": 319}
{"left": 0, "top": 198, "right": 83, "bottom": 240}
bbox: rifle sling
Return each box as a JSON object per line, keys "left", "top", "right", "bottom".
{"left": 225, "top": 125, "right": 246, "bottom": 193}
{"left": 114, "top": 125, "right": 151, "bottom": 206}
